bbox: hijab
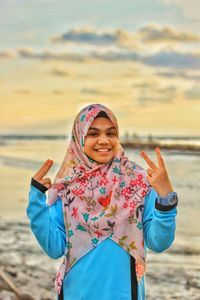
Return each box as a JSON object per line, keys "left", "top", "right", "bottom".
{"left": 47, "top": 104, "right": 152, "bottom": 294}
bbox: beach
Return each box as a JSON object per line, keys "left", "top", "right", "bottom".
{"left": 0, "top": 138, "right": 200, "bottom": 299}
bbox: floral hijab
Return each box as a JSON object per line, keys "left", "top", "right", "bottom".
{"left": 47, "top": 104, "right": 152, "bottom": 295}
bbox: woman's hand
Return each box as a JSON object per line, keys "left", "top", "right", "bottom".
{"left": 140, "top": 147, "right": 174, "bottom": 197}
{"left": 32, "top": 159, "right": 54, "bottom": 189}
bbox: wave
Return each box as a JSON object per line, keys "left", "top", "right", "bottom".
{"left": 0, "top": 155, "right": 59, "bottom": 171}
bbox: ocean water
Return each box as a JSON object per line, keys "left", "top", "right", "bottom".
{"left": 0, "top": 138, "right": 199, "bottom": 299}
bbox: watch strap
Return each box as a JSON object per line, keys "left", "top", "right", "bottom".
{"left": 31, "top": 177, "right": 48, "bottom": 193}
{"left": 156, "top": 191, "right": 178, "bottom": 211}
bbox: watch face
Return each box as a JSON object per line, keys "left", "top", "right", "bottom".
{"left": 169, "top": 194, "right": 177, "bottom": 204}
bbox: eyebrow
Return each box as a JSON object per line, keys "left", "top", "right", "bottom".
{"left": 88, "top": 127, "right": 117, "bottom": 131}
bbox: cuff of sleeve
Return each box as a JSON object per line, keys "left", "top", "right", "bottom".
{"left": 31, "top": 178, "right": 48, "bottom": 193}
{"left": 155, "top": 200, "right": 178, "bottom": 211}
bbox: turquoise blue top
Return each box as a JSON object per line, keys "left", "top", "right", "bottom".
{"left": 27, "top": 182, "right": 178, "bottom": 300}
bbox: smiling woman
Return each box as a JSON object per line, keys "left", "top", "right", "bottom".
{"left": 26, "top": 103, "right": 178, "bottom": 300}
{"left": 84, "top": 113, "right": 119, "bottom": 164}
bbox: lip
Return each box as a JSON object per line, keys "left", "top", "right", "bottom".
{"left": 95, "top": 150, "right": 111, "bottom": 156}
{"left": 94, "top": 148, "right": 111, "bottom": 151}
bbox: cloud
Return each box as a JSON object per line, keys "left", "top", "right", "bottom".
{"left": 93, "top": 49, "right": 200, "bottom": 70}
{"left": 138, "top": 24, "right": 200, "bottom": 43}
{"left": 0, "top": 50, "right": 15, "bottom": 60}
{"left": 143, "top": 50, "right": 200, "bottom": 69}
{"left": 51, "top": 27, "right": 118, "bottom": 45}
{"left": 17, "top": 46, "right": 140, "bottom": 62}
{"left": 50, "top": 25, "right": 200, "bottom": 51}
{"left": 185, "top": 85, "right": 200, "bottom": 100}
{"left": 16, "top": 46, "right": 200, "bottom": 70}
{"left": 13, "top": 89, "right": 31, "bottom": 94}
{"left": 157, "top": 85, "right": 177, "bottom": 94}
{"left": 52, "top": 90, "right": 64, "bottom": 95}
{"left": 137, "top": 94, "right": 174, "bottom": 105}
{"left": 17, "top": 47, "right": 87, "bottom": 62}
{"left": 50, "top": 68, "right": 70, "bottom": 77}
{"left": 50, "top": 27, "right": 136, "bottom": 49}
{"left": 136, "top": 84, "right": 177, "bottom": 105}
{"left": 80, "top": 87, "right": 109, "bottom": 96}
{"left": 91, "top": 49, "right": 139, "bottom": 61}
{"left": 133, "top": 82, "right": 153, "bottom": 89}
{"left": 156, "top": 70, "right": 200, "bottom": 81}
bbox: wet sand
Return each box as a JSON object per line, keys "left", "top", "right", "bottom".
{"left": 0, "top": 219, "right": 199, "bottom": 300}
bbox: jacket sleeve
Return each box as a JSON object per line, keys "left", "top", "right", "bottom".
{"left": 26, "top": 181, "right": 66, "bottom": 259}
{"left": 143, "top": 188, "right": 178, "bottom": 253}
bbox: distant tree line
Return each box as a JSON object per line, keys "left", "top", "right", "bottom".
{"left": 122, "top": 132, "right": 154, "bottom": 143}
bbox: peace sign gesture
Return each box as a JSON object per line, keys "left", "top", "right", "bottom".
{"left": 140, "top": 147, "right": 174, "bottom": 197}
{"left": 32, "top": 159, "right": 54, "bottom": 189}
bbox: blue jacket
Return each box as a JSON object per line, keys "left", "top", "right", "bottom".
{"left": 27, "top": 180, "right": 178, "bottom": 300}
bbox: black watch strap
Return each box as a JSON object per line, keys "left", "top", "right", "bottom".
{"left": 155, "top": 200, "right": 178, "bottom": 211}
{"left": 31, "top": 177, "right": 48, "bottom": 193}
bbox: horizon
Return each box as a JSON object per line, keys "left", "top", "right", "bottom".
{"left": 1, "top": 132, "right": 200, "bottom": 139}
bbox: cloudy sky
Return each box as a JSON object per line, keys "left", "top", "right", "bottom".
{"left": 1, "top": 0, "right": 200, "bottom": 136}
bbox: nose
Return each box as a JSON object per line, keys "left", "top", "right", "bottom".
{"left": 97, "top": 134, "right": 109, "bottom": 144}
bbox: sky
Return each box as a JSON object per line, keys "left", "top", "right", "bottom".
{"left": 0, "top": 0, "right": 200, "bottom": 137}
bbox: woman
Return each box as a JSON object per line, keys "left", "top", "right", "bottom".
{"left": 27, "top": 103, "right": 178, "bottom": 300}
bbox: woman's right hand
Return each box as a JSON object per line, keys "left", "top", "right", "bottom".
{"left": 32, "top": 159, "right": 54, "bottom": 189}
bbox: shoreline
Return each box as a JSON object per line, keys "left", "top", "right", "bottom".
{"left": 121, "top": 141, "right": 200, "bottom": 153}
{"left": 1, "top": 135, "right": 200, "bottom": 153}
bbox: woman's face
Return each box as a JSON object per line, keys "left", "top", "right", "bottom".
{"left": 84, "top": 117, "right": 119, "bottom": 164}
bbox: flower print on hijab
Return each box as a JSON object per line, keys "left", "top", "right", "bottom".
{"left": 47, "top": 104, "right": 152, "bottom": 295}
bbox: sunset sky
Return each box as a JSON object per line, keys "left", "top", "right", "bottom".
{"left": 1, "top": 0, "right": 200, "bottom": 137}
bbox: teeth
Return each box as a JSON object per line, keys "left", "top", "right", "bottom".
{"left": 96, "top": 149, "right": 110, "bottom": 152}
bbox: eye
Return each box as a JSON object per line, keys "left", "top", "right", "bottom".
{"left": 87, "top": 132, "right": 98, "bottom": 136}
{"left": 107, "top": 132, "right": 117, "bottom": 136}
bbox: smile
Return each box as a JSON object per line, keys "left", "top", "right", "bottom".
{"left": 95, "top": 149, "right": 111, "bottom": 152}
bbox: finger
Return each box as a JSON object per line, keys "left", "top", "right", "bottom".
{"left": 40, "top": 177, "right": 52, "bottom": 185}
{"left": 140, "top": 151, "right": 158, "bottom": 170}
{"left": 44, "top": 182, "right": 51, "bottom": 189}
{"left": 146, "top": 175, "right": 152, "bottom": 183}
{"left": 155, "top": 147, "right": 166, "bottom": 169}
{"left": 33, "top": 159, "right": 54, "bottom": 180}
{"left": 33, "top": 160, "right": 53, "bottom": 179}
{"left": 146, "top": 168, "right": 153, "bottom": 176}
{"left": 33, "top": 159, "right": 50, "bottom": 177}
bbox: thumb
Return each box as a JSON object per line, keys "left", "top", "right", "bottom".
{"left": 44, "top": 182, "right": 52, "bottom": 189}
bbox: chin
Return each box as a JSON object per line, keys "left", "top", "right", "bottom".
{"left": 94, "top": 156, "right": 114, "bottom": 164}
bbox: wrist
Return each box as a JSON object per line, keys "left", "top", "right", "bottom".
{"left": 156, "top": 191, "right": 178, "bottom": 206}
{"left": 158, "top": 190, "right": 174, "bottom": 197}
{"left": 157, "top": 185, "right": 174, "bottom": 197}
{"left": 31, "top": 177, "right": 48, "bottom": 193}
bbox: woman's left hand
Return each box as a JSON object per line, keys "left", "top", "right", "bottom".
{"left": 140, "top": 147, "right": 174, "bottom": 197}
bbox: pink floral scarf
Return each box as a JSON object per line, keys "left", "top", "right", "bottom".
{"left": 47, "top": 104, "right": 152, "bottom": 295}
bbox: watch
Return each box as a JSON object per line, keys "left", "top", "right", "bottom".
{"left": 156, "top": 191, "right": 178, "bottom": 206}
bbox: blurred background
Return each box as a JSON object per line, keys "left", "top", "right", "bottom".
{"left": 0, "top": 0, "right": 200, "bottom": 299}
